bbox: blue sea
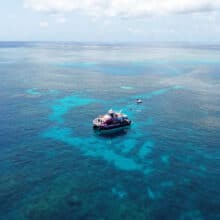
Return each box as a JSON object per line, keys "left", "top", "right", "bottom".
{"left": 0, "top": 42, "right": 219, "bottom": 220}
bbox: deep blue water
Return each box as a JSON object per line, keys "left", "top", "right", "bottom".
{"left": 0, "top": 42, "right": 220, "bottom": 220}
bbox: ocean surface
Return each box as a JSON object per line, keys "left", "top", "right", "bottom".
{"left": 0, "top": 42, "right": 220, "bottom": 220}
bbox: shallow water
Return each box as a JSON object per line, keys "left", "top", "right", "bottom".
{"left": 0, "top": 42, "right": 220, "bottom": 220}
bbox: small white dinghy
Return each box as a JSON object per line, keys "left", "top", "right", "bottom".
{"left": 136, "top": 99, "right": 142, "bottom": 104}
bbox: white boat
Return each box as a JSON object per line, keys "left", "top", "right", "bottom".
{"left": 136, "top": 99, "right": 142, "bottom": 104}
{"left": 93, "top": 109, "right": 131, "bottom": 131}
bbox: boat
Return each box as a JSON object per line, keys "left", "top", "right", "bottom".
{"left": 93, "top": 109, "right": 131, "bottom": 131}
{"left": 136, "top": 99, "right": 142, "bottom": 104}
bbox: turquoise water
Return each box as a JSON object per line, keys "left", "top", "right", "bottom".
{"left": 0, "top": 42, "right": 220, "bottom": 219}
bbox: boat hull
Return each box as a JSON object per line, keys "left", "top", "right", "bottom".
{"left": 93, "top": 120, "right": 131, "bottom": 131}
